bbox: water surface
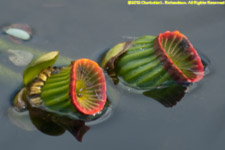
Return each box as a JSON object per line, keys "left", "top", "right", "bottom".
{"left": 0, "top": 1, "right": 225, "bottom": 150}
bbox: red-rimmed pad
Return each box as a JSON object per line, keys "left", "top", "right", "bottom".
{"left": 154, "top": 31, "right": 204, "bottom": 82}
{"left": 70, "top": 59, "right": 107, "bottom": 115}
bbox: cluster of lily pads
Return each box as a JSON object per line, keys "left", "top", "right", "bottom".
{"left": 12, "top": 30, "right": 206, "bottom": 141}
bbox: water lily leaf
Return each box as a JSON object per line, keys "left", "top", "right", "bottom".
{"left": 23, "top": 51, "right": 59, "bottom": 85}
{"left": 8, "top": 49, "right": 33, "bottom": 66}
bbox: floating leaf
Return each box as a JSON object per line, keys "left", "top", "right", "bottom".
{"left": 70, "top": 59, "right": 107, "bottom": 115}
{"left": 23, "top": 51, "right": 59, "bottom": 85}
{"left": 8, "top": 49, "right": 33, "bottom": 66}
{"left": 3, "top": 24, "right": 32, "bottom": 41}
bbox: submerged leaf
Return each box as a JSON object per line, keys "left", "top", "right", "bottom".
{"left": 8, "top": 49, "right": 33, "bottom": 66}
{"left": 23, "top": 51, "right": 59, "bottom": 85}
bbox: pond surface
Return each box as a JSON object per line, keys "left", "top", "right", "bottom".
{"left": 0, "top": 0, "right": 225, "bottom": 150}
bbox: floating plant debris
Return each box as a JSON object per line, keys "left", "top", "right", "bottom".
{"left": 101, "top": 31, "right": 205, "bottom": 106}
{"left": 3, "top": 23, "right": 32, "bottom": 41}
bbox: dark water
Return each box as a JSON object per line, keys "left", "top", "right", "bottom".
{"left": 0, "top": 0, "right": 225, "bottom": 149}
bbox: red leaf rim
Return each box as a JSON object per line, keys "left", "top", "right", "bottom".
{"left": 154, "top": 31, "right": 204, "bottom": 82}
{"left": 70, "top": 59, "right": 107, "bottom": 115}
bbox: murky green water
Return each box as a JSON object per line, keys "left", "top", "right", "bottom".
{"left": 0, "top": 0, "right": 225, "bottom": 149}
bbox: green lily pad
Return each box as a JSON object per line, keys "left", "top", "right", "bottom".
{"left": 23, "top": 51, "right": 59, "bottom": 85}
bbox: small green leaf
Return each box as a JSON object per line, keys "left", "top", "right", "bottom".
{"left": 23, "top": 51, "right": 59, "bottom": 85}
{"left": 101, "top": 41, "right": 133, "bottom": 69}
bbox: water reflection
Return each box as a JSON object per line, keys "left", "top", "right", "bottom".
{"left": 143, "top": 83, "right": 188, "bottom": 107}
{"left": 8, "top": 106, "right": 89, "bottom": 142}
{"left": 29, "top": 107, "right": 89, "bottom": 142}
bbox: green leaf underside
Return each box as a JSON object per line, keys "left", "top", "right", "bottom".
{"left": 23, "top": 51, "right": 59, "bottom": 85}
{"left": 116, "top": 36, "right": 175, "bottom": 90}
